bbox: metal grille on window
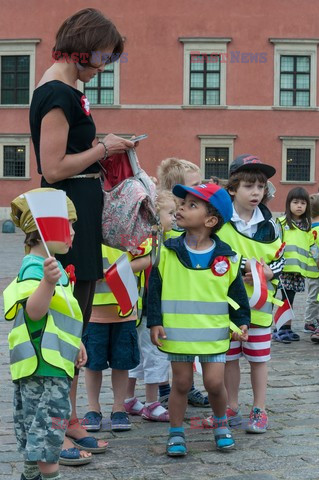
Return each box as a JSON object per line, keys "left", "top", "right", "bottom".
{"left": 286, "top": 148, "right": 310, "bottom": 181}
{"left": 3, "top": 146, "right": 26, "bottom": 177}
{"left": 190, "top": 54, "right": 220, "bottom": 105}
{"left": 84, "top": 63, "right": 114, "bottom": 105}
{"left": 280, "top": 55, "right": 310, "bottom": 107}
{"left": 205, "top": 147, "right": 229, "bottom": 179}
{"left": 1, "top": 55, "right": 30, "bottom": 104}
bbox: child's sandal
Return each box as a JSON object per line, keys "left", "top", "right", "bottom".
{"left": 213, "top": 426, "right": 235, "bottom": 451}
{"left": 166, "top": 431, "right": 187, "bottom": 457}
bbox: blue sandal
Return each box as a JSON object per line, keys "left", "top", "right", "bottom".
{"left": 69, "top": 436, "right": 108, "bottom": 453}
{"left": 272, "top": 330, "right": 291, "bottom": 344}
{"left": 59, "top": 447, "right": 92, "bottom": 465}
{"left": 166, "top": 431, "right": 187, "bottom": 457}
{"left": 213, "top": 426, "right": 235, "bottom": 451}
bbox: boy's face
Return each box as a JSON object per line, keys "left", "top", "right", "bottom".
{"left": 159, "top": 199, "right": 176, "bottom": 233}
{"left": 176, "top": 194, "right": 217, "bottom": 230}
{"left": 47, "top": 220, "right": 75, "bottom": 255}
{"left": 230, "top": 180, "right": 265, "bottom": 213}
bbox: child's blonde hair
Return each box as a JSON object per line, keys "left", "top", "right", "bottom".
{"left": 310, "top": 193, "right": 319, "bottom": 218}
{"left": 156, "top": 190, "right": 177, "bottom": 214}
{"left": 157, "top": 157, "right": 200, "bottom": 191}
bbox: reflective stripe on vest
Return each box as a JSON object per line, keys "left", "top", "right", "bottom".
{"left": 157, "top": 246, "right": 242, "bottom": 355}
{"left": 220, "top": 222, "right": 282, "bottom": 327}
{"left": 4, "top": 277, "right": 82, "bottom": 381}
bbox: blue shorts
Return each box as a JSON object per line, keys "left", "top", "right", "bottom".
{"left": 168, "top": 353, "right": 226, "bottom": 363}
{"left": 83, "top": 321, "right": 140, "bottom": 371}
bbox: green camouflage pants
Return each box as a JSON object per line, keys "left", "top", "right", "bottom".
{"left": 13, "top": 376, "right": 71, "bottom": 463}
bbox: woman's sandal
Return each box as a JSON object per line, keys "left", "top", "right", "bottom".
{"left": 166, "top": 431, "right": 187, "bottom": 457}
{"left": 213, "top": 426, "right": 235, "bottom": 451}
{"left": 70, "top": 436, "right": 108, "bottom": 453}
{"left": 59, "top": 447, "right": 92, "bottom": 466}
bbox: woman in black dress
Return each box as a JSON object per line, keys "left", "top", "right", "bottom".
{"left": 29, "top": 8, "right": 134, "bottom": 466}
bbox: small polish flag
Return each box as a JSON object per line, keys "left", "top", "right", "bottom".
{"left": 193, "top": 356, "right": 202, "bottom": 375}
{"left": 249, "top": 258, "right": 268, "bottom": 310}
{"left": 105, "top": 254, "right": 139, "bottom": 315}
{"left": 24, "top": 190, "right": 71, "bottom": 247}
{"left": 274, "top": 299, "right": 294, "bottom": 330}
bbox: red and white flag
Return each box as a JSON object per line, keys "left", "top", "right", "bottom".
{"left": 274, "top": 298, "right": 294, "bottom": 330}
{"left": 105, "top": 254, "right": 138, "bottom": 315}
{"left": 24, "top": 190, "right": 71, "bottom": 247}
{"left": 249, "top": 258, "right": 268, "bottom": 310}
{"left": 193, "top": 356, "right": 202, "bottom": 375}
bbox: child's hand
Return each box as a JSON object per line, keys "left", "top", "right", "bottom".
{"left": 231, "top": 325, "right": 248, "bottom": 342}
{"left": 260, "top": 258, "right": 273, "bottom": 281}
{"left": 43, "top": 257, "right": 61, "bottom": 285}
{"left": 75, "top": 342, "right": 87, "bottom": 369}
{"left": 150, "top": 326, "right": 166, "bottom": 347}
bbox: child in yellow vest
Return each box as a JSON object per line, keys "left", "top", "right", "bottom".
{"left": 148, "top": 183, "right": 250, "bottom": 456}
{"left": 3, "top": 189, "right": 88, "bottom": 480}
{"left": 82, "top": 244, "right": 150, "bottom": 432}
{"left": 274, "top": 187, "right": 313, "bottom": 342}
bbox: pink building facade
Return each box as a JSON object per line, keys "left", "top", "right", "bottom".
{"left": 0, "top": 0, "right": 319, "bottom": 217}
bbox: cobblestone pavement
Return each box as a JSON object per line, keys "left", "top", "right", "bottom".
{"left": 1, "top": 228, "right": 319, "bottom": 480}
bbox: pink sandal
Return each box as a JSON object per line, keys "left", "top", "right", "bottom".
{"left": 141, "top": 402, "right": 169, "bottom": 422}
{"left": 124, "top": 397, "right": 144, "bottom": 416}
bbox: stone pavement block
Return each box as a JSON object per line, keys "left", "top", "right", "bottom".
{"left": 217, "top": 475, "right": 278, "bottom": 480}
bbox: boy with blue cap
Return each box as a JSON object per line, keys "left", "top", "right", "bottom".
{"left": 147, "top": 183, "right": 250, "bottom": 456}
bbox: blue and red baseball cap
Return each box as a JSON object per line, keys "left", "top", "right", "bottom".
{"left": 172, "top": 183, "right": 232, "bottom": 223}
{"left": 229, "top": 154, "right": 276, "bottom": 179}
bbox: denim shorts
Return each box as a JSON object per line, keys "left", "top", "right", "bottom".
{"left": 168, "top": 353, "right": 226, "bottom": 363}
{"left": 83, "top": 321, "right": 140, "bottom": 371}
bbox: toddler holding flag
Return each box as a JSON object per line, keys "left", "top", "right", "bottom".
{"left": 3, "top": 188, "right": 88, "bottom": 480}
{"left": 204, "top": 155, "right": 285, "bottom": 434}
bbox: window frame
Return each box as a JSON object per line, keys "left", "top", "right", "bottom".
{"left": 0, "top": 39, "right": 40, "bottom": 107}
{"left": 180, "top": 38, "right": 231, "bottom": 107}
{"left": 0, "top": 135, "right": 30, "bottom": 179}
{"left": 78, "top": 59, "right": 120, "bottom": 106}
{"left": 280, "top": 136, "right": 317, "bottom": 183}
{"left": 198, "top": 135, "right": 236, "bottom": 180}
{"left": 270, "top": 38, "right": 319, "bottom": 109}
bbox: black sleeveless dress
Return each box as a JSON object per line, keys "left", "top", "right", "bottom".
{"left": 29, "top": 80, "right": 103, "bottom": 281}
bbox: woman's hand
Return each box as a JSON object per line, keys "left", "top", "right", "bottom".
{"left": 102, "top": 134, "right": 135, "bottom": 156}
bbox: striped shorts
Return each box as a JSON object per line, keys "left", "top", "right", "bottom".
{"left": 226, "top": 325, "right": 271, "bottom": 363}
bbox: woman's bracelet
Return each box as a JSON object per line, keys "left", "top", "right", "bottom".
{"left": 98, "top": 140, "right": 108, "bottom": 161}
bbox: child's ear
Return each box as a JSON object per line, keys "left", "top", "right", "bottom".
{"left": 227, "top": 187, "right": 235, "bottom": 198}
{"left": 205, "top": 216, "right": 218, "bottom": 228}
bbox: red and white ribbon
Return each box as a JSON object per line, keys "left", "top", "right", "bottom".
{"left": 249, "top": 258, "right": 268, "bottom": 310}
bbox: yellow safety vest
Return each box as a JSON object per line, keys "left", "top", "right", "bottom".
{"left": 305, "top": 226, "right": 319, "bottom": 279}
{"left": 157, "top": 246, "right": 241, "bottom": 355}
{"left": 220, "top": 222, "right": 283, "bottom": 327}
{"left": 3, "top": 278, "right": 82, "bottom": 381}
{"left": 277, "top": 216, "right": 316, "bottom": 278}
{"left": 164, "top": 228, "right": 183, "bottom": 241}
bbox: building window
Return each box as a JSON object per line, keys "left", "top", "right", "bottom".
{"left": 286, "top": 148, "right": 310, "bottom": 181}
{"left": 3, "top": 145, "right": 25, "bottom": 177}
{"left": 189, "top": 54, "right": 220, "bottom": 105}
{"left": 204, "top": 147, "right": 229, "bottom": 178}
{"left": 199, "top": 135, "right": 236, "bottom": 180}
{"left": 280, "top": 56, "right": 310, "bottom": 107}
{"left": 180, "top": 38, "right": 231, "bottom": 107}
{"left": 0, "top": 136, "right": 30, "bottom": 178}
{"left": 0, "top": 39, "right": 39, "bottom": 106}
{"left": 280, "top": 136, "right": 317, "bottom": 183}
{"left": 270, "top": 38, "right": 318, "bottom": 108}
{"left": 80, "top": 60, "right": 120, "bottom": 106}
{"left": 1, "top": 56, "right": 30, "bottom": 104}
{"left": 84, "top": 64, "right": 114, "bottom": 105}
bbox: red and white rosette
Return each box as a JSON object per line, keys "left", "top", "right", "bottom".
{"left": 249, "top": 258, "right": 268, "bottom": 310}
{"left": 211, "top": 256, "right": 230, "bottom": 276}
{"left": 80, "top": 95, "right": 90, "bottom": 116}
